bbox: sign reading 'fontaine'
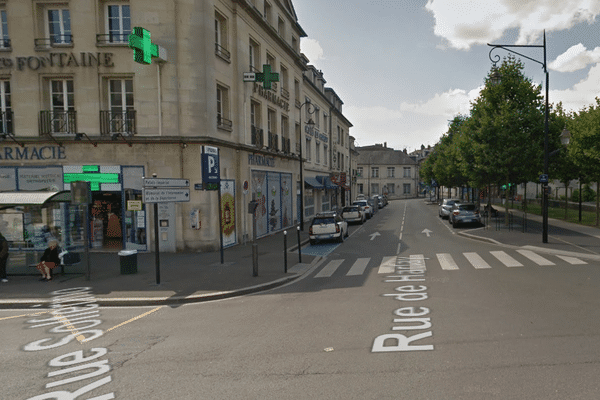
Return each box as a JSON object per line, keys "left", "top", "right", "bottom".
{"left": 0, "top": 52, "right": 115, "bottom": 71}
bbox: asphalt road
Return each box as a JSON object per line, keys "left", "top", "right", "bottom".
{"left": 4, "top": 199, "right": 600, "bottom": 399}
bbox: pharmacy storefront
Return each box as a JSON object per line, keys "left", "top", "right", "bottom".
{"left": 0, "top": 161, "right": 146, "bottom": 251}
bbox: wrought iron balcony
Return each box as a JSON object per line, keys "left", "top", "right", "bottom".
{"left": 39, "top": 110, "right": 77, "bottom": 135}
{"left": 280, "top": 87, "right": 289, "bottom": 100}
{"left": 0, "top": 111, "right": 14, "bottom": 136}
{"left": 281, "top": 137, "right": 291, "bottom": 154}
{"left": 268, "top": 132, "right": 278, "bottom": 150}
{"left": 0, "top": 38, "right": 11, "bottom": 50}
{"left": 217, "top": 114, "right": 232, "bottom": 131}
{"left": 35, "top": 35, "right": 73, "bottom": 49}
{"left": 96, "top": 33, "right": 130, "bottom": 45}
{"left": 100, "top": 110, "right": 136, "bottom": 136}
{"left": 215, "top": 43, "right": 231, "bottom": 62}
{"left": 251, "top": 125, "right": 264, "bottom": 148}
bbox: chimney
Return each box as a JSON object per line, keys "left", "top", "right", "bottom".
{"left": 384, "top": 142, "right": 387, "bottom": 148}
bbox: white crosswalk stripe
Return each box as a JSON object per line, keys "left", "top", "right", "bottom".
{"left": 463, "top": 252, "right": 492, "bottom": 269}
{"left": 314, "top": 259, "right": 344, "bottom": 278}
{"left": 311, "top": 250, "right": 590, "bottom": 278}
{"left": 347, "top": 258, "right": 370, "bottom": 276}
{"left": 556, "top": 255, "right": 588, "bottom": 265}
{"left": 490, "top": 251, "right": 523, "bottom": 267}
{"left": 437, "top": 253, "right": 459, "bottom": 270}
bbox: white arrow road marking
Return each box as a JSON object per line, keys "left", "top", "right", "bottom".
{"left": 422, "top": 229, "right": 432, "bottom": 237}
{"left": 370, "top": 232, "right": 381, "bottom": 241}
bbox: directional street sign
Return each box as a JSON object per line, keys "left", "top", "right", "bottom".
{"left": 143, "top": 178, "right": 190, "bottom": 187}
{"left": 143, "top": 188, "right": 190, "bottom": 203}
{"left": 243, "top": 72, "right": 256, "bottom": 82}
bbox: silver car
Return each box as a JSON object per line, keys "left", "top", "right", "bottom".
{"left": 439, "top": 198, "right": 460, "bottom": 219}
{"left": 449, "top": 203, "right": 481, "bottom": 228}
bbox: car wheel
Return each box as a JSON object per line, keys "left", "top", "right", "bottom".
{"left": 337, "top": 233, "right": 344, "bottom": 243}
{"left": 452, "top": 221, "right": 458, "bottom": 228}
{"left": 310, "top": 239, "right": 315, "bottom": 245}
{"left": 345, "top": 228, "right": 349, "bottom": 238}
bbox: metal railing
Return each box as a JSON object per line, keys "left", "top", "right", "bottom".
{"left": 268, "top": 132, "right": 278, "bottom": 150}
{"left": 35, "top": 35, "right": 73, "bottom": 48}
{"left": 217, "top": 114, "right": 232, "bottom": 130}
{"left": 215, "top": 43, "right": 231, "bottom": 61}
{"left": 39, "top": 110, "right": 77, "bottom": 135}
{"left": 0, "top": 111, "right": 14, "bottom": 136}
{"left": 99, "top": 110, "right": 136, "bottom": 136}
{"left": 251, "top": 125, "right": 264, "bottom": 148}
{"left": 96, "top": 33, "right": 130, "bottom": 44}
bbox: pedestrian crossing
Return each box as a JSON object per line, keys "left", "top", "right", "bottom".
{"left": 311, "top": 250, "right": 593, "bottom": 278}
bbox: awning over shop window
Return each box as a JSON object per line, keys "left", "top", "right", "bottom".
{"left": 317, "top": 176, "right": 338, "bottom": 190}
{"left": 304, "top": 177, "right": 324, "bottom": 189}
{"left": 0, "top": 191, "right": 69, "bottom": 205}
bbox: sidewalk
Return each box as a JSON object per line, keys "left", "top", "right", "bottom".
{"left": 0, "top": 229, "right": 318, "bottom": 309}
{"left": 455, "top": 207, "right": 600, "bottom": 260}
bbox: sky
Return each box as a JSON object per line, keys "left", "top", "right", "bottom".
{"left": 294, "top": 0, "right": 600, "bottom": 153}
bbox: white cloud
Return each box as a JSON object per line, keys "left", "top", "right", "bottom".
{"left": 346, "top": 86, "right": 483, "bottom": 151}
{"left": 551, "top": 63, "right": 600, "bottom": 111}
{"left": 426, "top": 0, "right": 600, "bottom": 50}
{"left": 300, "top": 38, "right": 325, "bottom": 62}
{"left": 549, "top": 43, "right": 600, "bottom": 72}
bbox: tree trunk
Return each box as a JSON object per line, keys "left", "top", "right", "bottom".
{"left": 505, "top": 179, "right": 510, "bottom": 226}
{"left": 564, "top": 181, "right": 568, "bottom": 220}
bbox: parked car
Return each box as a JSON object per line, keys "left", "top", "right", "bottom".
{"left": 371, "top": 195, "right": 384, "bottom": 209}
{"left": 355, "top": 194, "right": 367, "bottom": 201}
{"left": 439, "top": 198, "right": 461, "bottom": 219}
{"left": 309, "top": 212, "right": 349, "bottom": 245}
{"left": 353, "top": 200, "right": 373, "bottom": 219}
{"left": 341, "top": 205, "right": 365, "bottom": 224}
{"left": 449, "top": 203, "right": 481, "bottom": 228}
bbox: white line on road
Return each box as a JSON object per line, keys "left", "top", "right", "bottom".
{"left": 556, "top": 255, "right": 587, "bottom": 265}
{"left": 314, "top": 259, "right": 344, "bottom": 278}
{"left": 516, "top": 250, "right": 555, "bottom": 266}
{"left": 464, "top": 252, "right": 492, "bottom": 269}
{"left": 491, "top": 251, "right": 523, "bottom": 267}
{"left": 437, "top": 253, "right": 459, "bottom": 270}
{"left": 347, "top": 258, "right": 370, "bottom": 276}
{"left": 378, "top": 256, "right": 397, "bottom": 274}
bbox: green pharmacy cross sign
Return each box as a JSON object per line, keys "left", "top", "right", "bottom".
{"left": 255, "top": 64, "right": 279, "bottom": 89}
{"left": 128, "top": 27, "right": 159, "bottom": 65}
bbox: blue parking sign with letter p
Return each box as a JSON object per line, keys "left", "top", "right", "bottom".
{"left": 202, "top": 153, "right": 220, "bottom": 183}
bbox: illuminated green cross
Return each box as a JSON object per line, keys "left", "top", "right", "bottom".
{"left": 255, "top": 64, "right": 279, "bottom": 90}
{"left": 128, "top": 27, "right": 158, "bottom": 65}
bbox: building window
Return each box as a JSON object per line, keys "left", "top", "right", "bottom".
{"left": 280, "top": 64, "right": 289, "bottom": 99}
{"left": 387, "top": 183, "right": 395, "bottom": 194}
{"left": 387, "top": 167, "right": 395, "bottom": 178}
{"left": 215, "top": 10, "right": 230, "bottom": 61}
{"left": 277, "top": 16, "right": 285, "bottom": 37}
{"left": 314, "top": 108, "right": 320, "bottom": 129}
{"left": 249, "top": 38, "right": 260, "bottom": 71}
{"left": 294, "top": 79, "right": 300, "bottom": 104}
{"left": 371, "top": 167, "right": 379, "bottom": 178}
{"left": 371, "top": 184, "right": 379, "bottom": 195}
{"left": 315, "top": 142, "right": 320, "bottom": 164}
{"left": 250, "top": 101, "right": 261, "bottom": 128}
{"left": 216, "top": 84, "right": 231, "bottom": 131}
{"left": 357, "top": 167, "right": 363, "bottom": 178}
{"left": 106, "top": 4, "right": 130, "bottom": 43}
{"left": 264, "top": 1, "right": 272, "bottom": 24}
{"left": 403, "top": 167, "right": 411, "bottom": 178}
{"left": 0, "top": 80, "right": 12, "bottom": 135}
{"left": 47, "top": 8, "right": 72, "bottom": 45}
{"left": 403, "top": 183, "right": 411, "bottom": 194}
{"left": 107, "top": 79, "right": 134, "bottom": 135}
{"left": 49, "top": 79, "right": 75, "bottom": 134}
{"left": 323, "top": 113, "right": 328, "bottom": 133}
{"left": 0, "top": 10, "right": 10, "bottom": 49}
{"left": 324, "top": 145, "right": 328, "bottom": 166}
{"left": 292, "top": 36, "right": 298, "bottom": 52}
{"left": 304, "top": 193, "right": 314, "bottom": 218}
{"left": 267, "top": 109, "right": 276, "bottom": 134}
{"left": 337, "top": 126, "right": 341, "bottom": 144}
{"left": 305, "top": 137, "right": 311, "bottom": 162}
{"left": 358, "top": 183, "right": 363, "bottom": 194}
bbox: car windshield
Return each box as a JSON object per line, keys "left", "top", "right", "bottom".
{"left": 343, "top": 207, "right": 358, "bottom": 212}
{"left": 313, "top": 217, "right": 335, "bottom": 224}
{"left": 459, "top": 204, "right": 477, "bottom": 211}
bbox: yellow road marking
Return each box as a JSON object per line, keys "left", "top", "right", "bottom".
{"left": 105, "top": 306, "right": 163, "bottom": 333}
{"left": 0, "top": 310, "right": 50, "bottom": 321}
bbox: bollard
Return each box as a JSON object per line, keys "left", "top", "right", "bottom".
{"left": 297, "top": 225, "right": 302, "bottom": 264}
{"left": 283, "top": 230, "right": 288, "bottom": 273}
{"left": 252, "top": 243, "right": 258, "bottom": 277}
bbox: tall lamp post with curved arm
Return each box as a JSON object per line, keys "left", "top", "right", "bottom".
{"left": 487, "top": 30, "right": 551, "bottom": 243}
{"left": 298, "top": 101, "right": 316, "bottom": 231}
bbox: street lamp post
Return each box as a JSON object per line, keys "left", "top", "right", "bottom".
{"left": 297, "top": 101, "right": 316, "bottom": 231}
{"left": 487, "top": 30, "right": 551, "bottom": 243}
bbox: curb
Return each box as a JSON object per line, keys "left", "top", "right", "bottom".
{"left": 0, "top": 255, "right": 322, "bottom": 310}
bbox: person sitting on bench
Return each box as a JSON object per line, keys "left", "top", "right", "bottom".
{"left": 36, "top": 240, "right": 60, "bottom": 281}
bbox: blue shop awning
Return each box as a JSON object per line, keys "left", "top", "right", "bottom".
{"left": 304, "top": 177, "right": 324, "bottom": 189}
{"left": 317, "top": 176, "right": 338, "bottom": 190}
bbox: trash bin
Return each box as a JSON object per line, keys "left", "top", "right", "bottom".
{"left": 118, "top": 250, "right": 137, "bottom": 274}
